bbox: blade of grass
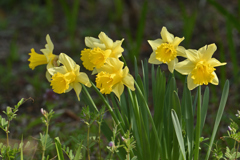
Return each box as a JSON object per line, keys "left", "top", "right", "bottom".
{"left": 205, "top": 80, "right": 229, "bottom": 160}
{"left": 171, "top": 110, "right": 186, "bottom": 160}
{"left": 55, "top": 137, "right": 65, "bottom": 160}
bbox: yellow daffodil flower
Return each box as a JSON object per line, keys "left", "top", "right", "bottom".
{"left": 175, "top": 44, "right": 226, "bottom": 90}
{"left": 148, "top": 26, "right": 186, "bottom": 73}
{"left": 48, "top": 53, "right": 91, "bottom": 101}
{"left": 95, "top": 58, "right": 135, "bottom": 100}
{"left": 81, "top": 47, "right": 111, "bottom": 71}
{"left": 81, "top": 32, "right": 124, "bottom": 71}
{"left": 28, "top": 34, "right": 57, "bottom": 70}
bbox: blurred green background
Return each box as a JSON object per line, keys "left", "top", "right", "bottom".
{"left": 0, "top": 0, "right": 239, "bottom": 157}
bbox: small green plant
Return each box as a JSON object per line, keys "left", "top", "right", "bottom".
{"left": 0, "top": 98, "right": 30, "bottom": 159}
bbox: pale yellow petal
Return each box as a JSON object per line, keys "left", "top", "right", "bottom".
{"left": 40, "top": 34, "right": 54, "bottom": 58}
{"left": 187, "top": 74, "right": 199, "bottom": 90}
{"left": 175, "top": 59, "right": 195, "bottom": 75}
{"left": 99, "top": 58, "right": 124, "bottom": 73}
{"left": 148, "top": 39, "right": 163, "bottom": 51}
{"left": 211, "top": 72, "right": 219, "bottom": 85}
{"left": 111, "top": 39, "right": 124, "bottom": 58}
{"left": 172, "top": 37, "right": 184, "bottom": 47}
{"left": 176, "top": 46, "right": 187, "bottom": 58}
{"left": 59, "top": 53, "right": 76, "bottom": 71}
{"left": 202, "top": 44, "right": 217, "bottom": 61}
{"left": 85, "top": 37, "right": 101, "bottom": 48}
{"left": 160, "top": 26, "right": 174, "bottom": 43}
{"left": 72, "top": 82, "right": 82, "bottom": 101}
{"left": 167, "top": 58, "right": 178, "bottom": 73}
{"left": 48, "top": 66, "right": 67, "bottom": 75}
{"left": 208, "top": 58, "right": 227, "bottom": 67}
{"left": 46, "top": 71, "right": 51, "bottom": 82}
{"left": 99, "top": 32, "right": 113, "bottom": 48}
{"left": 46, "top": 34, "right": 54, "bottom": 52}
{"left": 148, "top": 52, "right": 162, "bottom": 64}
{"left": 186, "top": 49, "right": 199, "bottom": 62}
{"left": 198, "top": 45, "right": 207, "bottom": 55}
{"left": 77, "top": 72, "right": 92, "bottom": 87}
{"left": 122, "top": 74, "right": 135, "bottom": 91}
{"left": 112, "top": 83, "right": 124, "bottom": 100}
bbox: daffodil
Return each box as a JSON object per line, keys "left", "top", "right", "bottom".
{"left": 81, "top": 32, "right": 124, "bottom": 71}
{"left": 28, "top": 34, "right": 57, "bottom": 70}
{"left": 48, "top": 53, "right": 91, "bottom": 101}
{"left": 85, "top": 32, "right": 124, "bottom": 58}
{"left": 175, "top": 44, "right": 226, "bottom": 90}
{"left": 148, "top": 26, "right": 186, "bottom": 73}
{"left": 95, "top": 58, "right": 135, "bottom": 100}
{"left": 81, "top": 47, "right": 111, "bottom": 71}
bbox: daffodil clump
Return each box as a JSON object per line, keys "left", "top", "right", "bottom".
{"left": 148, "top": 26, "right": 226, "bottom": 90}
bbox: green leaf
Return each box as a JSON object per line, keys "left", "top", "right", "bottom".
{"left": 74, "top": 143, "right": 83, "bottom": 160}
{"left": 55, "top": 137, "right": 65, "bottom": 160}
{"left": 171, "top": 110, "right": 186, "bottom": 160}
{"left": 205, "top": 80, "right": 229, "bottom": 160}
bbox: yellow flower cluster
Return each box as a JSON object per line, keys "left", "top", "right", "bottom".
{"left": 148, "top": 26, "right": 226, "bottom": 90}
{"left": 28, "top": 35, "right": 91, "bottom": 101}
{"left": 28, "top": 33, "right": 135, "bottom": 101}
{"left": 80, "top": 32, "right": 135, "bottom": 100}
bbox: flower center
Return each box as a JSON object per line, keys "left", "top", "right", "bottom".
{"left": 191, "top": 61, "right": 216, "bottom": 85}
{"left": 155, "top": 43, "right": 177, "bottom": 63}
{"left": 96, "top": 72, "right": 114, "bottom": 94}
{"left": 89, "top": 47, "right": 109, "bottom": 68}
{"left": 50, "top": 71, "right": 76, "bottom": 94}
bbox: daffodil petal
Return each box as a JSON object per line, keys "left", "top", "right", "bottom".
{"left": 176, "top": 46, "right": 187, "bottom": 57}
{"left": 198, "top": 45, "right": 207, "bottom": 55}
{"left": 99, "top": 58, "right": 124, "bottom": 73}
{"left": 202, "top": 44, "right": 217, "bottom": 61}
{"left": 99, "top": 32, "right": 113, "bottom": 48}
{"left": 187, "top": 74, "right": 199, "bottom": 90}
{"left": 160, "top": 26, "right": 174, "bottom": 43}
{"left": 72, "top": 82, "right": 82, "bottom": 101}
{"left": 186, "top": 49, "right": 198, "bottom": 62}
{"left": 175, "top": 59, "right": 195, "bottom": 75}
{"left": 167, "top": 58, "right": 178, "bottom": 73}
{"left": 208, "top": 58, "right": 227, "bottom": 67}
{"left": 46, "top": 71, "right": 51, "bottom": 82}
{"left": 211, "top": 72, "right": 219, "bottom": 85}
{"left": 112, "top": 83, "right": 124, "bottom": 100}
{"left": 85, "top": 37, "right": 101, "bottom": 48}
{"left": 148, "top": 52, "right": 162, "bottom": 64}
{"left": 172, "top": 37, "right": 184, "bottom": 47}
{"left": 48, "top": 66, "right": 67, "bottom": 75}
{"left": 148, "top": 39, "right": 163, "bottom": 51}
{"left": 92, "top": 42, "right": 106, "bottom": 49}
{"left": 59, "top": 53, "right": 76, "bottom": 71}
{"left": 46, "top": 34, "right": 54, "bottom": 52}
{"left": 122, "top": 74, "right": 135, "bottom": 91}
{"left": 111, "top": 39, "right": 124, "bottom": 58}
{"left": 77, "top": 72, "right": 91, "bottom": 87}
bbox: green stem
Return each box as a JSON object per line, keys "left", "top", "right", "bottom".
{"left": 6, "top": 120, "right": 10, "bottom": 147}
{"left": 90, "top": 81, "right": 124, "bottom": 135}
{"left": 42, "top": 120, "right": 49, "bottom": 160}
{"left": 236, "top": 142, "right": 239, "bottom": 160}
{"left": 82, "top": 85, "right": 99, "bottom": 112}
{"left": 98, "top": 121, "right": 101, "bottom": 160}
{"left": 194, "top": 86, "right": 202, "bottom": 160}
{"left": 87, "top": 126, "right": 90, "bottom": 160}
